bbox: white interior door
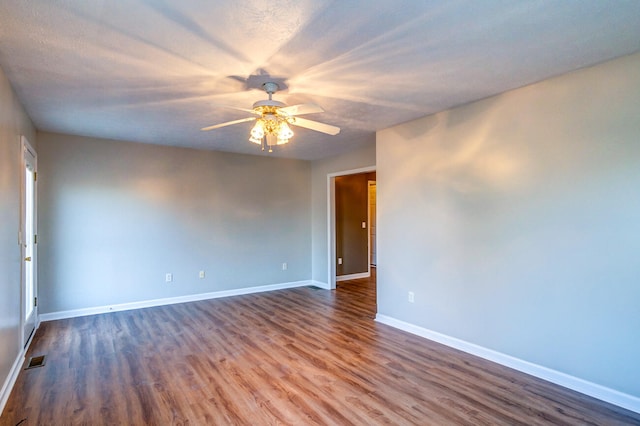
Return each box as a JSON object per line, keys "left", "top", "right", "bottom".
{"left": 22, "top": 136, "right": 37, "bottom": 347}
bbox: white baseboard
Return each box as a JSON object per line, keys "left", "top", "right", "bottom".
{"left": 0, "top": 318, "right": 39, "bottom": 416}
{"left": 0, "top": 349, "right": 24, "bottom": 416}
{"left": 336, "top": 272, "right": 370, "bottom": 282}
{"left": 375, "top": 314, "right": 640, "bottom": 415}
{"left": 0, "top": 314, "right": 40, "bottom": 416}
{"left": 40, "top": 280, "right": 314, "bottom": 322}
{"left": 309, "top": 280, "right": 332, "bottom": 290}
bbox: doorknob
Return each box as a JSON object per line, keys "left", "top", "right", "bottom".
{"left": 25, "top": 256, "right": 31, "bottom": 262}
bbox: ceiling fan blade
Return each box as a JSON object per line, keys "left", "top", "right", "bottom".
{"left": 292, "top": 117, "right": 341, "bottom": 135}
{"left": 278, "top": 103, "right": 324, "bottom": 116}
{"left": 201, "top": 117, "right": 256, "bottom": 131}
{"left": 211, "top": 104, "right": 260, "bottom": 115}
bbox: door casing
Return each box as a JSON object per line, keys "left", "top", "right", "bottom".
{"left": 21, "top": 135, "right": 38, "bottom": 348}
{"left": 327, "top": 166, "right": 375, "bottom": 289}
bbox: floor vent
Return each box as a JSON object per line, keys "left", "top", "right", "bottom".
{"left": 25, "top": 355, "right": 46, "bottom": 370}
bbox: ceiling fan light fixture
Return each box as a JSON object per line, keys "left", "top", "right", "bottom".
{"left": 249, "top": 120, "right": 265, "bottom": 144}
{"left": 277, "top": 121, "right": 293, "bottom": 145}
{"left": 251, "top": 114, "right": 294, "bottom": 147}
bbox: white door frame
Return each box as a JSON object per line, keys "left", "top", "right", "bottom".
{"left": 21, "top": 135, "right": 38, "bottom": 348}
{"left": 327, "top": 166, "right": 376, "bottom": 289}
{"left": 368, "top": 180, "right": 376, "bottom": 267}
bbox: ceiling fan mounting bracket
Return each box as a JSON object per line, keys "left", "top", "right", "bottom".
{"left": 254, "top": 82, "right": 285, "bottom": 110}
{"left": 262, "top": 82, "right": 279, "bottom": 95}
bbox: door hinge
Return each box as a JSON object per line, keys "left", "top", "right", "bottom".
{"left": 34, "top": 297, "right": 37, "bottom": 307}
{"left": 34, "top": 171, "right": 37, "bottom": 181}
{"left": 34, "top": 234, "right": 37, "bottom": 244}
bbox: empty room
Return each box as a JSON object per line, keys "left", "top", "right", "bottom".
{"left": 1, "top": 1, "right": 639, "bottom": 424}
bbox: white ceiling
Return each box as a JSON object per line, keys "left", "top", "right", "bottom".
{"left": 1, "top": 1, "right": 639, "bottom": 160}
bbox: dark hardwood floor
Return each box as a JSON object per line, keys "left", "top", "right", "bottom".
{"left": 3, "top": 269, "right": 639, "bottom": 425}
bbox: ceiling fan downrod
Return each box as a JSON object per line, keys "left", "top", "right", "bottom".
{"left": 262, "top": 82, "right": 279, "bottom": 100}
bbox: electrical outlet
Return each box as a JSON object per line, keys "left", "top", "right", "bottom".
{"left": 199, "top": 270, "right": 205, "bottom": 279}
{"left": 166, "top": 273, "right": 173, "bottom": 283}
{"left": 408, "top": 291, "right": 415, "bottom": 303}
{"left": 338, "top": 257, "right": 343, "bottom": 265}
{"left": 282, "top": 262, "right": 287, "bottom": 271}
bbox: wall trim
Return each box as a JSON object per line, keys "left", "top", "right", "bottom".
{"left": 0, "top": 349, "right": 25, "bottom": 416}
{"left": 40, "top": 280, "right": 314, "bottom": 322}
{"left": 0, "top": 318, "right": 38, "bottom": 416}
{"left": 309, "top": 280, "right": 332, "bottom": 290}
{"left": 375, "top": 314, "right": 640, "bottom": 415}
{"left": 336, "top": 272, "right": 370, "bottom": 282}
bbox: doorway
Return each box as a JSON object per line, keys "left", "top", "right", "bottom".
{"left": 21, "top": 136, "right": 37, "bottom": 347}
{"left": 327, "top": 166, "right": 376, "bottom": 290}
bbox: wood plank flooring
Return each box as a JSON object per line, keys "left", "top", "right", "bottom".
{"left": 3, "top": 270, "right": 640, "bottom": 425}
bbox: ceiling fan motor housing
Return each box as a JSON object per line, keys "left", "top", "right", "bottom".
{"left": 253, "top": 99, "right": 286, "bottom": 110}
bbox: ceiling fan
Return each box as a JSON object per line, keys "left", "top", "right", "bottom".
{"left": 201, "top": 82, "right": 340, "bottom": 152}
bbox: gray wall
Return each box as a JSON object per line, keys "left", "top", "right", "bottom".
{"left": 310, "top": 140, "right": 376, "bottom": 284}
{"left": 377, "top": 53, "right": 640, "bottom": 397}
{"left": 37, "top": 133, "right": 311, "bottom": 313}
{"left": 0, "top": 66, "right": 36, "bottom": 398}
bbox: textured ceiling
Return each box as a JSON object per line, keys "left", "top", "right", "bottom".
{"left": 1, "top": 1, "right": 639, "bottom": 160}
